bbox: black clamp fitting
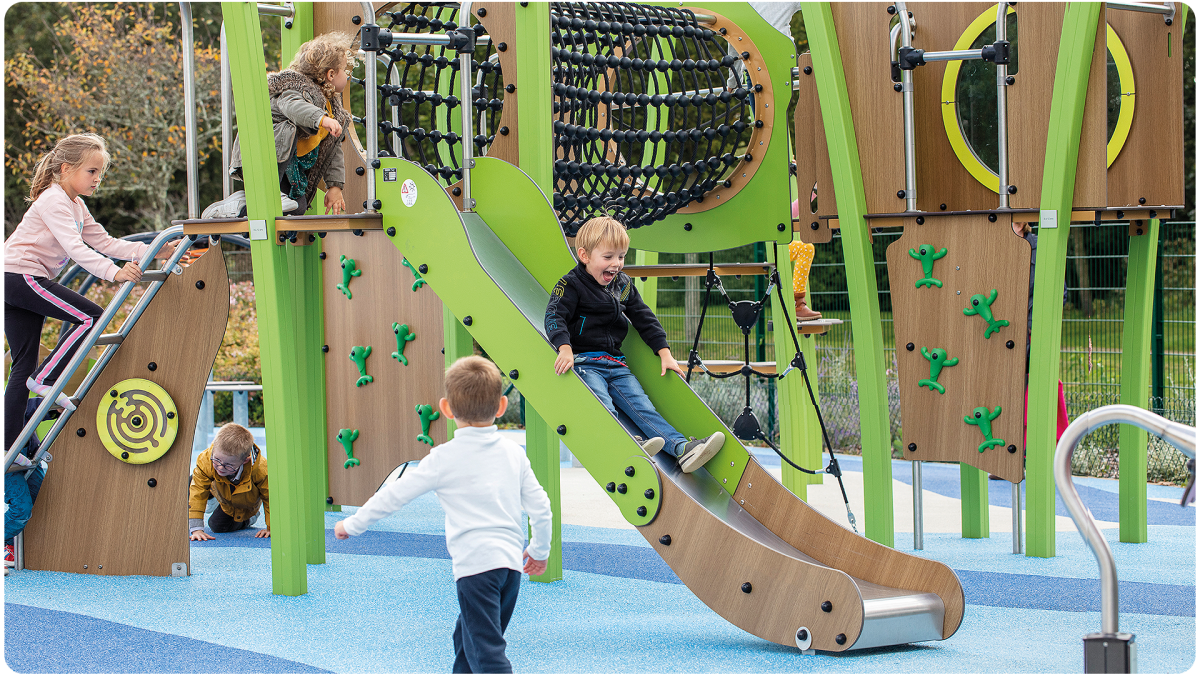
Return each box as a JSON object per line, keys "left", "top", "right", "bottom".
{"left": 897, "top": 45, "right": 925, "bottom": 69}
{"left": 448, "top": 26, "right": 476, "bottom": 54}
{"left": 988, "top": 40, "right": 1010, "bottom": 65}
{"left": 360, "top": 24, "right": 393, "bottom": 51}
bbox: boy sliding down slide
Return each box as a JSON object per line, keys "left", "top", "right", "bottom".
{"left": 545, "top": 216, "right": 724, "bottom": 473}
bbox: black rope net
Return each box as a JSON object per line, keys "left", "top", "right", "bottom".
{"left": 353, "top": 3, "right": 505, "bottom": 186}
{"left": 550, "top": 2, "right": 758, "bottom": 236}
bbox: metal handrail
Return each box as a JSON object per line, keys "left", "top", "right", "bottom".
{"left": 4, "top": 227, "right": 195, "bottom": 468}
{"left": 458, "top": 0, "right": 476, "bottom": 210}
{"left": 895, "top": 1, "right": 917, "bottom": 212}
{"left": 1053, "top": 404, "right": 1195, "bottom": 635}
{"left": 257, "top": 2, "right": 294, "bottom": 18}
{"left": 1105, "top": 1, "right": 1176, "bottom": 23}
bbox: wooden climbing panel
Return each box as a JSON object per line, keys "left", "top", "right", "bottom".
{"left": 322, "top": 230, "right": 446, "bottom": 506}
{"left": 885, "top": 213, "right": 1030, "bottom": 483}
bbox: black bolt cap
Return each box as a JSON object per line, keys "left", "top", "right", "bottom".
{"left": 908, "top": 442, "right": 917, "bottom": 452}
{"left": 356, "top": 166, "right": 365, "bottom": 176}
{"left": 777, "top": 223, "right": 786, "bottom": 232}
{"left": 803, "top": 65, "right": 812, "bottom": 75}
{"left": 387, "top": 227, "right": 396, "bottom": 236}
{"left": 684, "top": 223, "right": 692, "bottom": 231}
{"left": 894, "top": 83, "right": 903, "bottom": 92}
{"left": 625, "top": 466, "right": 635, "bottom": 477}
{"left": 822, "top": 600, "right": 833, "bottom": 612}
{"left": 636, "top": 506, "right": 647, "bottom": 516}
{"left": 897, "top": 190, "right": 906, "bottom": 199}
{"left": 167, "top": 411, "right": 175, "bottom": 419}
{"left": 644, "top": 488, "right": 655, "bottom": 499}
{"left": 741, "top": 582, "right": 752, "bottom": 593}
{"left": 1008, "top": 185, "right": 1018, "bottom": 194}
{"left": 147, "top": 362, "right": 157, "bottom": 371}
{"left": 1139, "top": 197, "right": 1147, "bottom": 205}
{"left": 1006, "top": 340, "right": 1015, "bottom": 349}
{"left": 1008, "top": 444, "right": 1018, "bottom": 454}
{"left": 616, "top": 483, "right": 627, "bottom": 494}
{"left": 327, "top": 496, "right": 334, "bottom": 504}
{"left": 110, "top": 390, "right": 118, "bottom": 398}
{"left": 351, "top": 15, "right": 361, "bottom": 24}
{"left": 77, "top": 428, "right": 86, "bottom": 437}
{"left": 322, "top": 345, "right": 330, "bottom": 353}
{"left": 811, "top": 222, "right": 820, "bottom": 231}
{"left": 906, "top": 342, "right": 914, "bottom": 351}
{"left": 940, "top": 203, "right": 947, "bottom": 210}
{"left": 797, "top": 628, "right": 809, "bottom": 641}
{"left": 418, "top": 264, "right": 428, "bottom": 274}
{"left": 509, "top": 370, "right": 519, "bottom": 380}
{"left": 915, "top": 216, "right": 924, "bottom": 225}
{"left": 557, "top": 425, "right": 566, "bottom": 435}
{"left": 659, "top": 534, "right": 671, "bottom": 545}
{"left": 606, "top": 482, "right": 616, "bottom": 492}
{"left": 463, "top": 316, "right": 473, "bottom": 326}
{"left": 122, "top": 451, "right": 129, "bottom": 459}
{"left": 147, "top": 478, "right": 157, "bottom": 488}
{"left": 195, "top": 280, "right": 205, "bottom": 290}
{"left": 835, "top": 633, "right": 847, "bottom": 645}
{"left": 989, "top": 214, "right": 998, "bottom": 222}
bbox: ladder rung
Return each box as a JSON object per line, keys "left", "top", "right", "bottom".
{"left": 140, "top": 271, "right": 169, "bottom": 283}
{"left": 95, "top": 334, "right": 124, "bottom": 345}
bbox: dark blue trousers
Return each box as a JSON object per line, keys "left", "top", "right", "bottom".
{"left": 452, "top": 567, "right": 521, "bottom": 673}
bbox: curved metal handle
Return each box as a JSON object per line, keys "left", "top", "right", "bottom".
{"left": 1053, "top": 404, "right": 1195, "bottom": 635}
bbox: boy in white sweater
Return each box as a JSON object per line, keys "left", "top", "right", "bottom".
{"left": 335, "top": 355, "right": 553, "bottom": 673}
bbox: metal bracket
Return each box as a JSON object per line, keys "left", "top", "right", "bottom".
{"left": 171, "top": 562, "right": 188, "bottom": 577}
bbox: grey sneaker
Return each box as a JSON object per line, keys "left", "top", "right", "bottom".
{"left": 634, "top": 436, "right": 665, "bottom": 454}
{"left": 201, "top": 190, "right": 246, "bottom": 219}
{"left": 280, "top": 192, "right": 300, "bottom": 214}
{"left": 678, "top": 432, "right": 725, "bottom": 473}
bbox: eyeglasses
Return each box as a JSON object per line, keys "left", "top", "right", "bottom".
{"left": 212, "top": 456, "right": 242, "bottom": 472}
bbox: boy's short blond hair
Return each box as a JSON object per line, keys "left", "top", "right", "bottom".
{"left": 575, "top": 216, "right": 629, "bottom": 253}
{"left": 212, "top": 423, "right": 256, "bottom": 460}
{"left": 445, "top": 356, "right": 504, "bottom": 425}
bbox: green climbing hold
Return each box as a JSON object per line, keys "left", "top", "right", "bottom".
{"left": 416, "top": 403, "right": 440, "bottom": 446}
{"left": 336, "top": 428, "right": 360, "bottom": 468}
{"left": 392, "top": 323, "right": 417, "bottom": 365}
{"left": 962, "top": 288, "right": 1010, "bottom": 338}
{"left": 964, "top": 405, "right": 1004, "bottom": 453}
{"left": 917, "top": 347, "right": 959, "bottom": 394}
{"left": 337, "top": 255, "right": 362, "bottom": 299}
{"left": 350, "top": 345, "right": 373, "bottom": 386}
{"left": 909, "top": 244, "right": 948, "bottom": 289}
{"left": 402, "top": 258, "right": 427, "bottom": 292}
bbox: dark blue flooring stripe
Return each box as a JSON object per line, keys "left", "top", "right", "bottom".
{"left": 759, "top": 453, "right": 1194, "bottom": 526}
{"left": 196, "top": 530, "right": 1194, "bottom": 616}
{"left": 4, "top": 603, "right": 330, "bottom": 674}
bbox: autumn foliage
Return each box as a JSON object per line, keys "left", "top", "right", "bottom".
{"left": 6, "top": 4, "right": 223, "bottom": 230}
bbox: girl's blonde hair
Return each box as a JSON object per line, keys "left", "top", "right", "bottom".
{"left": 287, "top": 31, "right": 357, "bottom": 100}
{"left": 26, "top": 133, "right": 110, "bottom": 203}
{"left": 575, "top": 216, "right": 630, "bottom": 253}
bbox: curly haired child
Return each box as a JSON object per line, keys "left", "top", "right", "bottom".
{"left": 212, "top": 32, "right": 357, "bottom": 218}
{"left": 4, "top": 133, "right": 179, "bottom": 452}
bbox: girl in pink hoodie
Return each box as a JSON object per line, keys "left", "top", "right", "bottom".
{"left": 4, "top": 133, "right": 177, "bottom": 451}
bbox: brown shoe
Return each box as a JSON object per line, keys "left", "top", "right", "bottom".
{"left": 794, "top": 291, "right": 822, "bottom": 322}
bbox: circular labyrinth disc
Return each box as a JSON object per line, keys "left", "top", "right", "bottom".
{"left": 96, "top": 378, "right": 179, "bottom": 464}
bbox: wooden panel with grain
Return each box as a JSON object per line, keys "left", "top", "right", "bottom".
{"left": 322, "top": 230, "right": 446, "bottom": 506}
{"left": 24, "top": 247, "right": 230, "bottom": 576}
{"left": 830, "top": 3, "right": 905, "bottom": 216}
{"left": 909, "top": 2, "right": 1000, "bottom": 213}
{"left": 885, "top": 214, "right": 1030, "bottom": 482}
{"left": 639, "top": 475, "right": 868, "bottom": 650}
{"left": 1008, "top": 4, "right": 1108, "bottom": 209}
{"left": 733, "top": 461, "right": 964, "bottom": 639}
{"left": 1106, "top": 8, "right": 1184, "bottom": 208}
{"left": 793, "top": 52, "right": 835, "bottom": 244}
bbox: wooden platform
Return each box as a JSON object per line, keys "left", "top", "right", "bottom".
{"left": 174, "top": 214, "right": 384, "bottom": 239}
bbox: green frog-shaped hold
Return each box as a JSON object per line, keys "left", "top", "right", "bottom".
{"left": 964, "top": 405, "right": 1004, "bottom": 453}
{"left": 336, "top": 428, "right": 360, "bottom": 468}
{"left": 917, "top": 347, "right": 959, "bottom": 395}
{"left": 402, "top": 258, "right": 427, "bottom": 292}
{"left": 908, "top": 244, "right": 948, "bottom": 289}
{"left": 337, "top": 255, "right": 362, "bottom": 299}
{"left": 349, "top": 345, "right": 373, "bottom": 386}
{"left": 962, "top": 288, "right": 1010, "bottom": 339}
{"left": 392, "top": 323, "right": 416, "bottom": 366}
{"left": 416, "top": 403, "right": 440, "bottom": 446}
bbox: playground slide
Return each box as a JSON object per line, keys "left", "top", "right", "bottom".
{"left": 379, "top": 156, "right": 963, "bottom": 651}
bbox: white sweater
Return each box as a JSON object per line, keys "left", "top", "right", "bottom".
{"left": 341, "top": 425, "right": 553, "bottom": 580}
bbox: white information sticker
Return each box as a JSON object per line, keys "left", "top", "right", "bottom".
{"left": 1039, "top": 209, "right": 1058, "bottom": 229}
{"left": 401, "top": 179, "right": 419, "bottom": 208}
{"left": 249, "top": 219, "right": 268, "bottom": 241}
{"left": 383, "top": 168, "right": 397, "bottom": 182}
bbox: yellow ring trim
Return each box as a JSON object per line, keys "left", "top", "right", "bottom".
{"left": 941, "top": 5, "right": 1015, "bottom": 194}
{"left": 1106, "top": 24, "right": 1135, "bottom": 167}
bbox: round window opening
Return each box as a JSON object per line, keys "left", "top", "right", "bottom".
{"left": 943, "top": 6, "right": 1134, "bottom": 193}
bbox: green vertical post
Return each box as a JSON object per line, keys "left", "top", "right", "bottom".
{"left": 1027, "top": 4, "right": 1100, "bottom": 558}
{"left": 443, "top": 308, "right": 475, "bottom": 439}
{"left": 224, "top": 2, "right": 318, "bottom": 594}
{"left": 802, "top": 3, "right": 893, "bottom": 545}
{"left": 513, "top": 1, "right": 561, "bottom": 583}
{"left": 634, "top": 250, "right": 659, "bottom": 314}
{"left": 769, "top": 244, "right": 822, "bottom": 499}
{"left": 1150, "top": 233, "right": 1165, "bottom": 414}
{"left": 960, "top": 465, "right": 990, "bottom": 538}
{"left": 1118, "top": 219, "right": 1160, "bottom": 543}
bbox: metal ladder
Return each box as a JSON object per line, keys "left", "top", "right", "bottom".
{"left": 4, "top": 226, "right": 196, "bottom": 473}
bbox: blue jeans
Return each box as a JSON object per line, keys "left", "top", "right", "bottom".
{"left": 574, "top": 353, "right": 688, "bottom": 456}
{"left": 452, "top": 567, "right": 521, "bottom": 673}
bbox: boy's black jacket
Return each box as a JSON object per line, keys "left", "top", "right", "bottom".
{"left": 545, "top": 262, "right": 669, "bottom": 357}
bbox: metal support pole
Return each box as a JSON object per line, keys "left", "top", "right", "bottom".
{"left": 996, "top": 1, "right": 1010, "bottom": 209}
{"left": 1012, "top": 480, "right": 1023, "bottom": 553}
{"left": 362, "top": 2, "right": 377, "bottom": 213}
{"left": 221, "top": 24, "right": 233, "bottom": 198}
{"left": 459, "top": 2, "right": 476, "bottom": 211}
{"left": 895, "top": 1, "right": 917, "bottom": 212}
{"left": 912, "top": 460, "right": 924, "bottom": 550}
{"left": 180, "top": 2, "right": 199, "bottom": 218}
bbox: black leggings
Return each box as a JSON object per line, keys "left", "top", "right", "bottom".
{"left": 4, "top": 273, "right": 102, "bottom": 451}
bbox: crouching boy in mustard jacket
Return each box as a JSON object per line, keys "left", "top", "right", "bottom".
{"left": 188, "top": 423, "right": 270, "bottom": 540}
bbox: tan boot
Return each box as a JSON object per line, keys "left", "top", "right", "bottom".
{"left": 794, "top": 291, "right": 822, "bottom": 322}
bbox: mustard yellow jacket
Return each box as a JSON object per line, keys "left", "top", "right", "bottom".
{"left": 189, "top": 445, "right": 270, "bottom": 529}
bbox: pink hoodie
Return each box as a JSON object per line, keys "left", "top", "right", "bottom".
{"left": 4, "top": 183, "right": 148, "bottom": 282}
